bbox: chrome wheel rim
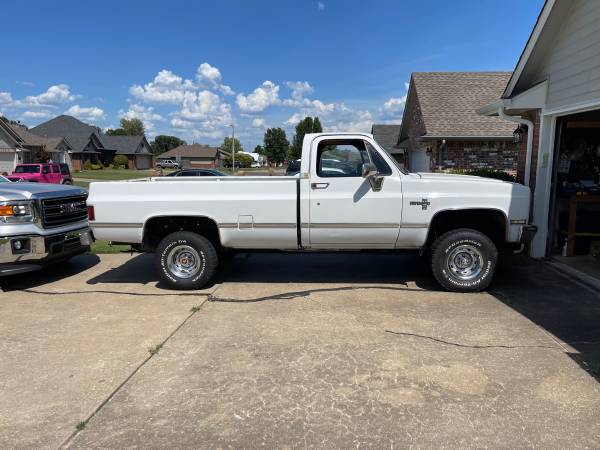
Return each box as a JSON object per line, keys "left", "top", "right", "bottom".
{"left": 446, "top": 244, "right": 483, "bottom": 281}
{"left": 167, "top": 245, "right": 202, "bottom": 279}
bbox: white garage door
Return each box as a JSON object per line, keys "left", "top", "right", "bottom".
{"left": 409, "top": 150, "right": 431, "bottom": 173}
{"left": 0, "top": 152, "right": 15, "bottom": 174}
{"left": 136, "top": 155, "right": 152, "bottom": 169}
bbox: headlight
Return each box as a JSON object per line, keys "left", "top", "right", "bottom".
{"left": 0, "top": 201, "right": 35, "bottom": 224}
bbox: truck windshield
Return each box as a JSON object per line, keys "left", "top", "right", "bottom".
{"left": 14, "top": 165, "right": 40, "bottom": 173}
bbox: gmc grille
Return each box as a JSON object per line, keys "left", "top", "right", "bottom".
{"left": 41, "top": 195, "right": 88, "bottom": 228}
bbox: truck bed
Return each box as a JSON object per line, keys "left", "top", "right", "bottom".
{"left": 89, "top": 177, "right": 299, "bottom": 249}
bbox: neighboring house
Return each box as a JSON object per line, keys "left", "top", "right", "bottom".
{"left": 478, "top": 0, "right": 600, "bottom": 259}
{"left": 0, "top": 119, "right": 30, "bottom": 173}
{"left": 398, "top": 72, "right": 520, "bottom": 173}
{"left": 156, "top": 144, "right": 226, "bottom": 168}
{"left": 371, "top": 124, "right": 404, "bottom": 165}
{"left": 0, "top": 119, "right": 73, "bottom": 172}
{"left": 30, "top": 115, "right": 152, "bottom": 170}
{"left": 102, "top": 135, "right": 153, "bottom": 170}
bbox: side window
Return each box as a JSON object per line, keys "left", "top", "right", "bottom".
{"left": 60, "top": 164, "right": 70, "bottom": 175}
{"left": 52, "top": 164, "right": 60, "bottom": 173}
{"left": 42, "top": 165, "right": 51, "bottom": 174}
{"left": 179, "top": 170, "right": 195, "bottom": 176}
{"left": 317, "top": 140, "right": 369, "bottom": 178}
{"left": 366, "top": 143, "right": 392, "bottom": 176}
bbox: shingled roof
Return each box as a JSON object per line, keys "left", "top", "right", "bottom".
{"left": 402, "top": 72, "right": 516, "bottom": 140}
{"left": 157, "top": 144, "right": 220, "bottom": 159}
{"left": 371, "top": 124, "right": 403, "bottom": 154}
{"left": 101, "top": 135, "right": 150, "bottom": 155}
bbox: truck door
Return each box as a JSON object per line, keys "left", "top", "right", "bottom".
{"left": 41, "top": 164, "right": 52, "bottom": 183}
{"left": 308, "top": 137, "right": 402, "bottom": 247}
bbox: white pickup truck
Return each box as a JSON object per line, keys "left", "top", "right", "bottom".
{"left": 88, "top": 133, "right": 536, "bottom": 292}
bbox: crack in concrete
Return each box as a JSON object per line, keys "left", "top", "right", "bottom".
{"left": 57, "top": 292, "right": 215, "bottom": 449}
{"left": 385, "top": 330, "right": 562, "bottom": 350}
{"left": 207, "top": 285, "right": 420, "bottom": 303}
{"left": 17, "top": 289, "right": 212, "bottom": 297}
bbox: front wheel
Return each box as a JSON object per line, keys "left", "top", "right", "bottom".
{"left": 156, "top": 232, "right": 218, "bottom": 290}
{"left": 430, "top": 228, "right": 498, "bottom": 292}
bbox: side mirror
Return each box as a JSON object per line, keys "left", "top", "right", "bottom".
{"left": 362, "top": 162, "right": 384, "bottom": 192}
{"left": 361, "top": 162, "right": 378, "bottom": 179}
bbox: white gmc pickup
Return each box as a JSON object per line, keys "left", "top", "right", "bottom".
{"left": 88, "top": 133, "right": 536, "bottom": 292}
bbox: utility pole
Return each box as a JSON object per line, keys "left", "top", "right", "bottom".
{"left": 230, "top": 124, "right": 235, "bottom": 174}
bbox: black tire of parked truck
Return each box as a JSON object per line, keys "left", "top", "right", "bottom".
{"left": 430, "top": 228, "right": 498, "bottom": 292}
{"left": 156, "top": 231, "right": 218, "bottom": 290}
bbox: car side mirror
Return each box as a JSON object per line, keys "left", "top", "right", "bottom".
{"left": 361, "top": 162, "right": 378, "bottom": 179}
{"left": 362, "top": 162, "right": 384, "bottom": 192}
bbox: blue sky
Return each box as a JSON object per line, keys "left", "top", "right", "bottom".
{"left": 1, "top": 0, "right": 544, "bottom": 149}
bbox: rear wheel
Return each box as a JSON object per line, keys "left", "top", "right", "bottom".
{"left": 156, "top": 232, "right": 218, "bottom": 290}
{"left": 430, "top": 228, "right": 498, "bottom": 292}
{"left": 62, "top": 179, "right": 72, "bottom": 185}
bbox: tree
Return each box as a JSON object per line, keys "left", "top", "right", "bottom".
{"left": 151, "top": 135, "right": 186, "bottom": 155}
{"left": 113, "top": 154, "right": 129, "bottom": 168}
{"left": 225, "top": 152, "right": 253, "bottom": 168}
{"left": 263, "top": 128, "right": 289, "bottom": 164}
{"left": 254, "top": 145, "right": 265, "bottom": 155}
{"left": 220, "top": 136, "right": 243, "bottom": 154}
{"left": 290, "top": 116, "right": 322, "bottom": 160}
{"left": 106, "top": 118, "right": 145, "bottom": 136}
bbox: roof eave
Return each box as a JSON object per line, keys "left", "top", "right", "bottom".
{"left": 503, "top": 0, "right": 556, "bottom": 98}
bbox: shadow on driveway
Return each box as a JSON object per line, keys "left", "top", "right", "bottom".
{"left": 492, "top": 254, "right": 600, "bottom": 381}
{"left": 0, "top": 253, "right": 100, "bottom": 292}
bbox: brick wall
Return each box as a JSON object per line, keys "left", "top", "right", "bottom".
{"left": 432, "top": 140, "right": 519, "bottom": 173}
{"left": 516, "top": 109, "right": 541, "bottom": 190}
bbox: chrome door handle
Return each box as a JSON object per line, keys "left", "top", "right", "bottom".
{"left": 311, "top": 182, "right": 330, "bottom": 189}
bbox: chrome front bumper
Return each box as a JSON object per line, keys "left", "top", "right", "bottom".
{"left": 0, "top": 227, "right": 92, "bottom": 269}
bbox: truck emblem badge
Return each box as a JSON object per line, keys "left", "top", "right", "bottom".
{"left": 410, "top": 198, "right": 431, "bottom": 210}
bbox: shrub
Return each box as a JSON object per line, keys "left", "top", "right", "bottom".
{"left": 90, "top": 163, "right": 103, "bottom": 170}
{"left": 113, "top": 155, "right": 129, "bottom": 169}
{"left": 464, "top": 169, "right": 516, "bottom": 182}
{"left": 449, "top": 168, "right": 516, "bottom": 182}
{"left": 83, "top": 161, "right": 93, "bottom": 171}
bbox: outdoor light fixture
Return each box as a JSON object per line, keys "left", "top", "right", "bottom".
{"left": 513, "top": 125, "right": 524, "bottom": 144}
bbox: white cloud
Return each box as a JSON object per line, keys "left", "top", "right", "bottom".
{"left": 318, "top": 2, "right": 325, "bottom": 11}
{"left": 171, "top": 117, "right": 194, "bottom": 129}
{"left": 20, "top": 84, "right": 76, "bottom": 107}
{"left": 286, "top": 81, "right": 314, "bottom": 100}
{"left": 65, "top": 105, "right": 106, "bottom": 121}
{"left": 17, "top": 81, "right": 36, "bottom": 87}
{"left": 119, "top": 104, "right": 164, "bottom": 132}
{"left": 379, "top": 82, "right": 409, "bottom": 120}
{"left": 22, "top": 110, "right": 53, "bottom": 119}
{"left": 196, "top": 62, "right": 234, "bottom": 96}
{"left": 252, "top": 117, "right": 267, "bottom": 128}
{"left": 169, "top": 90, "right": 232, "bottom": 138}
{"left": 129, "top": 70, "right": 195, "bottom": 104}
{"left": 236, "top": 81, "right": 280, "bottom": 113}
{"left": 0, "top": 92, "right": 13, "bottom": 104}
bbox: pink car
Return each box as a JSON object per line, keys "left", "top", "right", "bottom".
{"left": 8, "top": 163, "right": 73, "bottom": 184}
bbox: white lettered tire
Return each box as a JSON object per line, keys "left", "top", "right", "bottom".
{"left": 431, "top": 228, "right": 498, "bottom": 292}
{"left": 156, "top": 232, "right": 218, "bottom": 290}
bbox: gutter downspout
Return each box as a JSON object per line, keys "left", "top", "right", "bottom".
{"left": 497, "top": 107, "right": 534, "bottom": 187}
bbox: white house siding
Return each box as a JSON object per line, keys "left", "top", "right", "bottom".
{"left": 539, "top": 0, "right": 600, "bottom": 110}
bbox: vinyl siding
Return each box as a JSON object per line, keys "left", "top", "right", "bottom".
{"left": 540, "top": 0, "right": 600, "bottom": 109}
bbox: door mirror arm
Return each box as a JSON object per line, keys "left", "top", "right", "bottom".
{"left": 362, "top": 162, "right": 383, "bottom": 191}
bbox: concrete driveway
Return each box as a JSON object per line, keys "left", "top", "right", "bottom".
{"left": 0, "top": 252, "right": 599, "bottom": 448}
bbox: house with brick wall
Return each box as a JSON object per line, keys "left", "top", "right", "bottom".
{"left": 398, "top": 72, "right": 520, "bottom": 173}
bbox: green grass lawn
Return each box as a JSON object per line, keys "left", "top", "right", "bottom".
{"left": 73, "top": 180, "right": 90, "bottom": 189}
{"left": 73, "top": 169, "right": 158, "bottom": 180}
{"left": 91, "top": 240, "right": 131, "bottom": 254}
